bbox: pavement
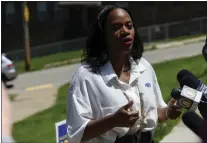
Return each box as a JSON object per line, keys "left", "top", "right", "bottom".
{"left": 11, "top": 87, "right": 57, "bottom": 123}
{"left": 160, "top": 120, "right": 201, "bottom": 143}
{"left": 7, "top": 39, "right": 206, "bottom": 142}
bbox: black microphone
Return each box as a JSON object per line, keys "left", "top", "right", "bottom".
{"left": 177, "top": 69, "right": 207, "bottom": 95}
{"left": 170, "top": 86, "right": 202, "bottom": 111}
{"left": 180, "top": 76, "right": 207, "bottom": 119}
{"left": 182, "top": 111, "right": 205, "bottom": 141}
{"left": 177, "top": 70, "right": 207, "bottom": 117}
{"left": 177, "top": 70, "right": 207, "bottom": 103}
{"left": 177, "top": 69, "right": 197, "bottom": 84}
{"left": 171, "top": 88, "right": 181, "bottom": 100}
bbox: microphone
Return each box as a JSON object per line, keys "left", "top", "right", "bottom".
{"left": 170, "top": 86, "right": 202, "bottom": 111}
{"left": 182, "top": 111, "right": 206, "bottom": 141}
{"left": 177, "top": 69, "right": 207, "bottom": 119}
{"left": 171, "top": 88, "right": 181, "bottom": 100}
{"left": 177, "top": 69, "right": 207, "bottom": 95}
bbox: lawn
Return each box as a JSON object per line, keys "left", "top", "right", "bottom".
{"left": 13, "top": 54, "right": 207, "bottom": 143}
{"left": 15, "top": 50, "right": 83, "bottom": 73}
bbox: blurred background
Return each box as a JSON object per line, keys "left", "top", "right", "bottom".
{"left": 2, "top": 1, "right": 207, "bottom": 61}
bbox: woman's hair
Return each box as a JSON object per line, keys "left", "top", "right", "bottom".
{"left": 81, "top": 5, "right": 144, "bottom": 73}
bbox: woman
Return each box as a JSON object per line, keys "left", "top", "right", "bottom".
{"left": 67, "top": 5, "right": 181, "bottom": 143}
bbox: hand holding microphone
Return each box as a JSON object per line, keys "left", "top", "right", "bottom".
{"left": 170, "top": 85, "right": 202, "bottom": 111}
{"left": 174, "top": 69, "right": 207, "bottom": 119}
{"left": 166, "top": 98, "right": 182, "bottom": 120}
{"left": 177, "top": 69, "right": 207, "bottom": 96}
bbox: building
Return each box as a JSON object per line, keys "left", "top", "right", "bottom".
{"left": 1, "top": 1, "right": 207, "bottom": 53}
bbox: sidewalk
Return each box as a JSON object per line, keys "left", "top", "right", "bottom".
{"left": 160, "top": 110, "right": 203, "bottom": 143}
{"left": 11, "top": 87, "right": 57, "bottom": 123}
{"left": 145, "top": 35, "right": 206, "bottom": 50}
{"left": 160, "top": 120, "right": 201, "bottom": 143}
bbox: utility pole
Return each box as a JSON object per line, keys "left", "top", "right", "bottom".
{"left": 22, "top": 1, "right": 31, "bottom": 71}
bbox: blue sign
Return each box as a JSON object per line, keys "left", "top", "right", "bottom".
{"left": 55, "top": 119, "right": 69, "bottom": 143}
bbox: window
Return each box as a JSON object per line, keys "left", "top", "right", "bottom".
{"left": 54, "top": 2, "right": 69, "bottom": 22}
{"left": 5, "top": 2, "right": 16, "bottom": 24}
{"left": 37, "top": 2, "right": 48, "bottom": 22}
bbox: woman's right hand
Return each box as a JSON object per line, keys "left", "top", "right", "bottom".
{"left": 81, "top": 101, "right": 139, "bottom": 141}
{"left": 110, "top": 101, "right": 139, "bottom": 127}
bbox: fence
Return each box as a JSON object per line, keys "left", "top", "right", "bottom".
{"left": 6, "top": 17, "right": 207, "bottom": 61}
{"left": 138, "top": 16, "right": 207, "bottom": 43}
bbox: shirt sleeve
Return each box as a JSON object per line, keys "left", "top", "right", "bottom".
{"left": 152, "top": 67, "right": 167, "bottom": 108}
{"left": 67, "top": 76, "right": 93, "bottom": 143}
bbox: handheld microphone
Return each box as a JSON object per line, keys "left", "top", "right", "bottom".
{"left": 177, "top": 69, "right": 207, "bottom": 95}
{"left": 182, "top": 111, "right": 205, "bottom": 141}
{"left": 171, "top": 86, "right": 202, "bottom": 111}
{"left": 177, "top": 69, "right": 207, "bottom": 119}
{"left": 171, "top": 88, "right": 181, "bottom": 100}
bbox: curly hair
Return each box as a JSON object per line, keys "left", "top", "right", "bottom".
{"left": 81, "top": 5, "right": 144, "bottom": 73}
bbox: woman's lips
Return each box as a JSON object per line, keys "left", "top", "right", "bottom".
{"left": 122, "top": 37, "right": 133, "bottom": 47}
{"left": 124, "top": 40, "right": 132, "bottom": 46}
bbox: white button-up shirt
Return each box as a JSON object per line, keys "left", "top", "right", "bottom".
{"left": 67, "top": 57, "right": 167, "bottom": 143}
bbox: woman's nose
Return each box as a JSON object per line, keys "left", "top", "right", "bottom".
{"left": 120, "top": 26, "right": 130, "bottom": 36}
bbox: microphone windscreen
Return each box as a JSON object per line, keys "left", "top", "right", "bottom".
{"left": 179, "top": 76, "right": 200, "bottom": 89}
{"left": 171, "top": 88, "right": 181, "bottom": 99}
{"left": 182, "top": 111, "right": 204, "bottom": 139}
{"left": 177, "top": 69, "right": 197, "bottom": 84}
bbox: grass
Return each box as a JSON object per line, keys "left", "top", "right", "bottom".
{"left": 13, "top": 83, "right": 70, "bottom": 143}
{"left": 15, "top": 50, "right": 83, "bottom": 73}
{"left": 12, "top": 55, "right": 207, "bottom": 143}
{"left": 14, "top": 34, "right": 205, "bottom": 74}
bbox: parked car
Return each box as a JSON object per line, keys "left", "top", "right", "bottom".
{"left": 2, "top": 53, "right": 17, "bottom": 87}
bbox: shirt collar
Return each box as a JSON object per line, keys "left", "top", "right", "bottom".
{"left": 129, "top": 57, "right": 147, "bottom": 84}
{"left": 100, "top": 57, "right": 147, "bottom": 85}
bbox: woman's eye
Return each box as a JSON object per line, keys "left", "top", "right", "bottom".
{"left": 127, "top": 23, "right": 133, "bottom": 29}
{"left": 113, "top": 25, "right": 120, "bottom": 31}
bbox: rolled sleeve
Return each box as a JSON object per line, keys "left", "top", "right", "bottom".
{"left": 67, "top": 77, "right": 93, "bottom": 143}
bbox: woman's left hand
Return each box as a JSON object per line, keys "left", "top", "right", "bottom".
{"left": 166, "top": 98, "right": 182, "bottom": 120}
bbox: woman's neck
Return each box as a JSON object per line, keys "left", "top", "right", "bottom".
{"left": 109, "top": 53, "right": 130, "bottom": 77}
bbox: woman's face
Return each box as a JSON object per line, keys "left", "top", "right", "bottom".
{"left": 104, "top": 8, "right": 135, "bottom": 55}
